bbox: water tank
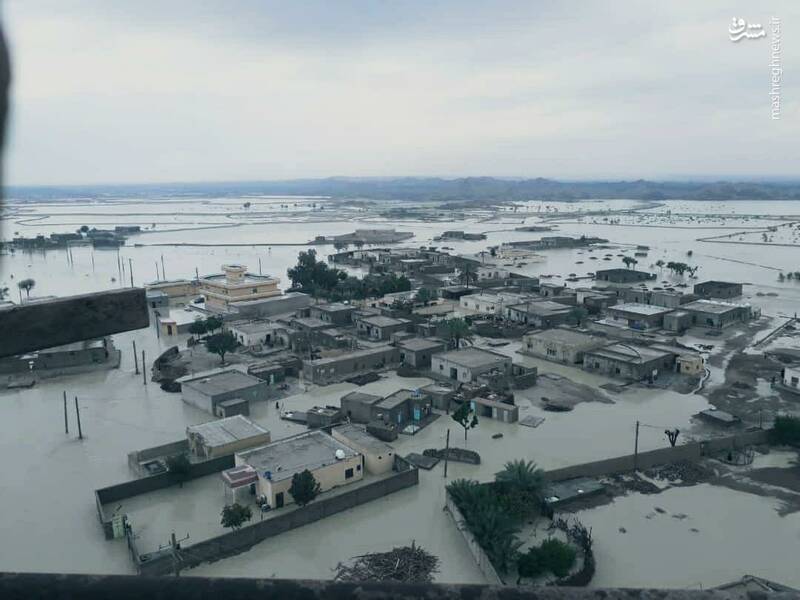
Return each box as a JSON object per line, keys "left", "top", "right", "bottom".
{"left": 335, "top": 449, "right": 346, "bottom": 460}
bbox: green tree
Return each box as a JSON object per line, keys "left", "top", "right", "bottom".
{"left": 0, "top": 286, "right": 8, "bottom": 301}
{"left": 18, "top": 278, "right": 35, "bottom": 299}
{"left": 166, "top": 453, "right": 191, "bottom": 488}
{"left": 622, "top": 256, "right": 637, "bottom": 269}
{"left": 569, "top": 306, "right": 588, "bottom": 326}
{"left": 446, "top": 317, "right": 472, "bottom": 350}
{"left": 655, "top": 259, "right": 665, "bottom": 273}
{"left": 205, "top": 332, "right": 238, "bottom": 365}
{"left": 204, "top": 316, "right": 223, "bottom": 333}
{"left": 452, "top": 401, "right": 478, "bottom": 442}
{"left": 539, "top": 538, "right": 577, "bottom": 577}
{"left": 188, "top": 319, "right": 207, "bottom": 340}
{"left": 415, "top": 287, "right": 437, "bottom": 305}
{"left": 79, "top": 225, "right": 89, "bottom": 233}
{"left": 458, "top": 263, "right": 478, "bottom": 288}
{"left": 494, "top": 459, "right": 546, "bottom": 494}
{"left": 220, "top": 503, "right": 252, "bottom": 530}
{"left": 289, "top": 469, "right": 322, "bottom": 506}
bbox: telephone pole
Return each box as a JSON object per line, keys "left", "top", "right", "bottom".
{"left": 142, "top": 350, "right": 147, "bottom": 385}
{"left": 161, "top": 254, "right": 166, "bottom": 280}
{"left": 133, "top": 340, "right": 139, "bottom": 374}
{"left": 128, "top": 258, "right": 134, "bottom": 287}
{"left": 443, "top": 428, "right": 450, "bottom": 478}
{"left": 74, "top": 396, "right": 83, "bottom": 440}
{"left": 633, "top": 420, "right": 640, "bottom": 471}
{"left": 63, "top": 391, "right": 69, "bottom": 434}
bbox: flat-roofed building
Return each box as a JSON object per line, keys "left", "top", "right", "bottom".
{"left": 583, "top": 343, "right": 676, "bottom": 381}
{"left": 309, "top": 303, "right": 356, "bottom": 325}
{"left": 680, "top": 299, "right": 753, "bottom": 329}
{"left": 186, "top": 415, "right": 271, "bottom": 459}
{"left": 694, "top": 280, "right": 743, "bottom": 299}
{"left": 302, "top": 345, "right": 400, "bottom": 384}
{"left": 235, "top": 430, "right": 363, "bottom": 509}
{"left": 594, "top": 268, "right": 656, "bottom": 287}
{"left": 200, "top": 264, "right": 281, "bottom": 310}
{"left": 521, "top": 328, "right": 607, "bottom": 364}
{"left": 354, "top": 315, "right": 410, "bottom": 341}
{"left": 396, "top": 337, "right": 447, "bottom": 368}
{"left": 431, "top": 347, "right": 512, "bottom": 383}
{"left": 227, "top": 321, "right": 276, "bottom": 347}
{"left": 506, "top": 301, "right": 574, "bottom": 328}
{"left": 606, "top": 303, "right": 672, "bottom": 330}
{"left": 179, "top": 368, "right": 269, "bottom": 415}
{"left": 332, "top": 423, "right": 394, "bottom": 475}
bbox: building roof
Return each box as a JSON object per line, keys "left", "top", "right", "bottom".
{"left": 358, "top": 315, "right": 407, "bottom": 328}
{"left": 397, "top": 337, "right": 446, "bottom": 352}
{"left": 332, "top": 423, "right": 393, "bottom": 453}
{"left": 237, "top": 430, "right": 359, "bottom": 483}
{"left": 509, "top": 301, "right": 572, "bottom": 316}
{"left": 696, "top": 280, "right": 740, "bottom": 288}
{"left": 608, "top": 303, "right": 672, "bottom": 316}
{"left": 375, "top": 389, "right": 417, "bottom": 411}
{"left": 308, "top": 345, "right": 395, "bottom": 367}
{"left": 699, "top": 408, "right": 740, "bottom": 423}
{"left": 228, "top": 321, "right": 276, "bottom": 335}
{"left": 433, "top": 347, "right": 510, "bottom": 368}
{"left": 201, "top": 272, "right": 279, "bottom": 286}
{"left": 292, "top": 317, "right": 330, "bottom": 329}
{"left": 682, "top": 299, "right": 747, "bottom": 314}
{"left": 341, "top": 391, "right": 383, "bottom": 405}
{"left": 585, "top": 343, "right": 673, "bottom": 364}
{"left": 312, "top": 303, "right": 354, "bottom": 313}
{"left": 181, "top": 369, "right": 263, "bottom": 396}
{"left": 525, "top": 328, "right": 603, "bottom": 347}
{"left": 186, "top": 415, "right": 269, "bottom": 448}
{"left": 37, "top": 338, "right": 105, "bottom": 354}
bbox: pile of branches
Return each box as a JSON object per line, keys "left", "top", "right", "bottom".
{"left": 334, "top": 542, "right": 439, "bottom": 583}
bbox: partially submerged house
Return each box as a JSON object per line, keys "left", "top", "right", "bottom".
{"left": 694, "top": 280, "right": 743, "bottom": 299}
{"left": 520, "top": 328, "right": 607, "bottom": 364}
{"left": 396, "top": 337, "right": 447, "bottom": 368}
{"left": 340, "top": 388, "right": 432, "bottom": 428}
{"left": 679, "top": 299, "right": 754, "bottom": 329}
{"left": 594, "top": 268, "right": 656, "bottom": 287}
{"left": 606, "top": 303, "right": 673, "bottom": 330}
{"left": 332, "top": 423, "right": 395, "bottom": 475}
{"left": 302, "top": 345, "right": 399, "bottom": 384}
{"left": 186, "top": 415, "right": 271, "bottom": 459}
{"left": 582, "top": 343, "right": 676, "bottom": 381}
{"left": 179, "top": 368, "right": 270, "bottom": 416}
{"left": 309, "top": 302, "right": 357, "bottom": 325}
{"left": 431, "top": 347, "right": 512, "bottom": 383}
{"left": 234, "top": 430, "right": 363, "bottom": 509}
{"left": 506, "top": 300, "right": 574, "bottom": 328}
{"left": 354, "top": 315, "right": 411, "bottom": 341}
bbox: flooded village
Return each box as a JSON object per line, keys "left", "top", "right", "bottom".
{"left": 2, "top": 195, "right": 800, "bottom": 592}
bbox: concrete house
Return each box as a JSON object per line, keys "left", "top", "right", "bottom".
{"left": 539, "top": 282, "right": 566, "bottom": 297}
{"left": 200, "top": 264, "right": 282, "bottom": 311}
{"left": 470, "top": 396, "right": 519, "bottom": 423}
{"left": 459, "top": 292, "right": 529, "bottom": 316}
{"left": 521, "top": 328, "right": 607, "bottom": 364}
{"left": 680, "top": 299, "right": 753, "bottom": 329}
{"left": 354, "top": 315, "right": 410, "bottom": 341}
{"left": 0, "top": 338, "right": 116, "bottom": 375}
{"left": 594, "top": 268, "right": 656, "bottom": 287}
{"left": 332, "top": 424, "right": 395, "bottom": 475}
{"left": 782, "top": 366, "right": 800, "bottom": 393}
{"left": 340, "top": 389, "right": 431, "bottom": 427}
{"left": 583, "top": 343, "right": 675, "bottom": 381}
{"left": 340, "top": 391, "right": 383, "bottom": 423}
{"left": 227, "top": 321, "right": 276, "bottom": 347}
{"left": 619, "top": 288, "right": 693, "bottom": 309}
{"left": 431, "top": 347, "right": 512, "bottom": 383}
{"left": 186, "top": 415, "right": 271, "bottom": 459}
{"left": 309, "top": 303, "right": 356, "bottom": 325}
{"left": 694, "top": 280, "right": 743, "bottom": 299}
{"left": 235, "top": 430, "right": 363, "bottom": 509}
{"left": 179, "top": 369, "right": 270, "bottom": 415}
{"left": 302, "top": 345, "right": 400, "bottom": 384}
{"left": 506, "top": 301, "right": 574, "bottom": 328}
{"left": 606, "top": 303, "right": 673, "bottom": 330}
{"left": 396, "top": 337, "right": 447, "bottom": 368}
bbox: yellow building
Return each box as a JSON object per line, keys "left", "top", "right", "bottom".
{"left": 145, "top": 279, "right": 198, "bottom": 299}
{"left": 200, "top": 264, "right": 281, "bottom": 310}
{"left": 235, "top": 430, "right": 363, "bottom": 509}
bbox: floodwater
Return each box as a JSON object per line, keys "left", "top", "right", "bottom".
{"left": 2, "top": 196, "right": 800, "bottom": 586}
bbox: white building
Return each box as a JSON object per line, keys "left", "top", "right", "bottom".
{"left": 459, "top": 292, "right": 531, "bottom": 316}
{"left": 783, "top": 366, "right": 800, "bottom": 393}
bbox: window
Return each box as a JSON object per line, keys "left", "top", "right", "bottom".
{"left": 252, "top": 288, "right": 258, "bottom": 293}
{"left": 345, "top": 468, "right": 354, "bottom": 479}
{"left": 356, "top": 464, "right": 361, "bottom": 471}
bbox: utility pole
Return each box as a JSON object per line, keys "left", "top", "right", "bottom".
{"left": 633, "top": 420, "right": 640, "bottom": 471}
{"left": 133, "top": 340, "right": 139, "bottom": 374}
{"left": 74, "top": 396, "right": 83, "bottom": 440}
{"left": 128, "top": 258, "right": 134, "bottom": 287}
{"left": 258, "top": 257, "right": 262, "bottom": 275}
{"left": 142, "top": 350, "right": 147, "bottom": 385}
{"left": 443, "top": 428, "right": 450, "bottom": 478}
{"left": 155, "top": 262, "right": 160, "bottom": 281}
{"left": 63, "top": 391, "right": 69, "bottom": 434}
{"left": 91, "top": 251, "right": 95, "bottom": 272}
{"left": 161, "top": 254, "right": 166, "bottom": 280}
{"left": 163, "top": 531, "right": 190, "bottom": 576}
{"left": 195, "top": 267, "right": 199, "bottom": 282}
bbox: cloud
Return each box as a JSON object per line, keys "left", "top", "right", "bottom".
{"left": 3, "top": 0, "right": 798, "bottom": 185}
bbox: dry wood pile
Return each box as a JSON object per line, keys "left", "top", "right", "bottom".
{"left": 333, "top": 542, "right": 439, "bottom": 583}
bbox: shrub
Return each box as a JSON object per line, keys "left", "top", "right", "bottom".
{"left": 772, "top": 415, "right": 800, "bottom": 445}
{"left": 517, "top": 538, "right": 576, "bottom": 580}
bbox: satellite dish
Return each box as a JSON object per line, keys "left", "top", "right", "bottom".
{"left": 335, "top": 449, "right": 346, "bottom": 460}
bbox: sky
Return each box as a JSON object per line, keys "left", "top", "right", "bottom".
{"left": 2, "top": 0, "right": 798, "bottom": 186}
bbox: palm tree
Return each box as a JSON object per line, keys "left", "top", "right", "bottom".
{"left": 494, "top": 459, "right": 546, "bottom": 494}
{"left": 18, "top": 278, "right": 35, "bottom": 299}
{"left": 0, "top": 286, "right": 8, "bottom": 301}
{"left": 446, "top": 318, "right": 473, "bottom": 350}
{"left": 459, "top": 263, "right": 478, "bottom": 289}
